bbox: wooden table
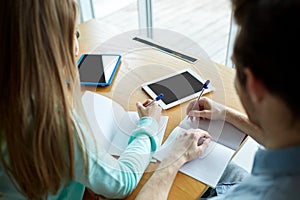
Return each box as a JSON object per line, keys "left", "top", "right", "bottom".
{"left": 78, "top": 19, "right": 245, "bottom": 200}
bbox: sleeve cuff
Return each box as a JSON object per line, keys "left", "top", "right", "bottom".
{"left": 127, "top": 117, "right": 159, "bottom": 152}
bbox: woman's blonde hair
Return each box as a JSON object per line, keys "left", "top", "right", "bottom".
{"left": 0, "top": 0, "right": 84, "bottom": 198}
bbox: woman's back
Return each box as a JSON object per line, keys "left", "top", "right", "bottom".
{"left": 0, "top": 2, "right": 163, "bottom": 199}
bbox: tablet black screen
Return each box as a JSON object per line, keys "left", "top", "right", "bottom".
{"left": 147, "top": 71, "right": 203, "bottom": 105}
{"left": 78, "top": 54, "right": 106, "bottom": 83}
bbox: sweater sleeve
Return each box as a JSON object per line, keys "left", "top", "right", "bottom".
{"left": 73, "top": 114, "right": 159, "bottom": 199}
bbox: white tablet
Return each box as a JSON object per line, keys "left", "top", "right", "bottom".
{"left": 141, "top": 69, "right": 215, "bottom": 109}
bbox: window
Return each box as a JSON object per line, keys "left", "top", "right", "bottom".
{"left": 80, "top": 0, "right": 233, "bottom": 66}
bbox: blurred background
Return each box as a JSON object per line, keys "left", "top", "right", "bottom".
{"left": 77, "top": 0, "right": 234, "bottom": 66}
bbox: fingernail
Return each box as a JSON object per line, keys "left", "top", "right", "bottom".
{"left": 197, "top": 137, "right": 206, "bottom": 146}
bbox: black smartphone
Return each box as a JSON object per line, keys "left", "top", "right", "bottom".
{"left": 77, "top": 54, "right": 121, "bottom": 86}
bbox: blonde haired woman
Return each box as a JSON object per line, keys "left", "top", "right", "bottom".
{"left": 0, "top": 1, "right": 209, "bottom": 199}
{"left": 0, "top": 0, "right": 163, "bottom": 199}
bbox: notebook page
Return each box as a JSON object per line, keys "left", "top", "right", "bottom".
{"left": 179, "top": 116, "right": 246, "bottom": 150}
{"left": 109, "top": 112, "right": 169, "bottom": 155}
{"left": 153, "top": 117, "right": 245, "bottom": 187}
{"left": 81, "top": 91, "right": 127, "bottom": 150}
{"left": 82, "top": 91, "right": 169, "bottom": 156}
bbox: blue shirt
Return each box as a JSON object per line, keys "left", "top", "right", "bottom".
{"left": 211, "top": 145, "right": 300, "bottom": 200}
{"left": 0, "top": 112, "right": 159, "bottom": 199}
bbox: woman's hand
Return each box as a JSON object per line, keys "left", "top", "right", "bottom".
{"left": 186, "top": 97, "right": 227, "bottom": 121}
{"left": 136, "top": 99, "right": 162, "bottom": 123}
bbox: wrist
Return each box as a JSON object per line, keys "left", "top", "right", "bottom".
{"left": 224, "top": 106, "right": 248, "bottom": 128}
{"left": 160, "top": 153, "right": 187, "bottom": 170}
{"left": 224, "top": 106, "right": 235, "bottom": 123}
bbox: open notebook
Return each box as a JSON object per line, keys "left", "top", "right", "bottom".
{"left": 81, "top": 91, "right": 169, "bottom": 156}
{"left": 153, "top": 116, "right": 246, "bottom": 187}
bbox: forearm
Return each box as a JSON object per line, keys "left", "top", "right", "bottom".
{"left": 73, "top": 116, "right": 159, "bottom": 199}
{"left": 225, "top": 107, "right": 264, "bottom": 145}
{"left": 135, "top": 155, "right": 186, "bottom": 200}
